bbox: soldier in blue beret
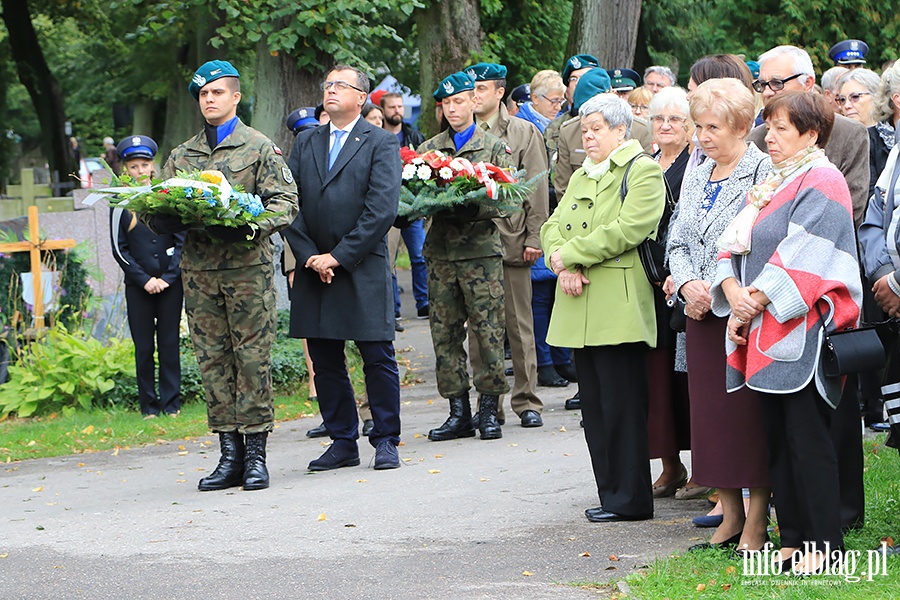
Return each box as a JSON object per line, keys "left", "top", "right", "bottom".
{"left": 285, "top": 107, "right": 319, "bottom": 135}
{"left": 828, "top": 39, "right": 869, "bottom": 68}
{"left": 111, "top": 135, "right": 185, "bottom": 422}
{"left": 188, "top": 59, "right": 241, "bottom": 100}
{"left": 609, "top": 68, "right": 642, "bottom": 98}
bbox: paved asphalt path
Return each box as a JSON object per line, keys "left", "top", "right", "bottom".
{"left": 0, "top": 270, "right": 710, "bottom": 599}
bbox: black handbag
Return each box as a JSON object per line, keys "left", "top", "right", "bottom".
{"left": 669, "top": 297, "right": 687, "bottom": 333}
{"left": 817, "top": 304, "right": 886, "bottom": 377}
{"left": 620, "top": 154, "right": 674, "bottom": 285}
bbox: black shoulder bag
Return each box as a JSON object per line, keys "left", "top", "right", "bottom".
{"left": 620, "top": 153, "right": 674, "bottom": 285}
{"left": 815, "top": 303, "right": 886, "bottom": 376}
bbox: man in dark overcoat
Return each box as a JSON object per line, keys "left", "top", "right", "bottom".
{"left": 284, "top": 64, "right": 403, "bottom": 471}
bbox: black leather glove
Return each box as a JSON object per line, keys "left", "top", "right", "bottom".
{"left": 207, "top": 225, "right": 256, "bottom": 243}
{"left": 147, "top": 214, "right": 189, "bottom": 235}
{"left": 393, "top": 215, "right": 412, "bottom": 229}
{"left": 450, "top": 203, "right": 479, "bottom": 220}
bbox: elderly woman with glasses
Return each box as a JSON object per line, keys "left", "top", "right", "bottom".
{"left": 645, "top": 87, "right": 693, "bottom": 499}
{"left": 515, "top": 70, "right": 566, "bottom": 133}
{"left": 836, "top": 68, "right": 880, "bottom": 127}
{"left": 665, "top": 78, "right": 772, "bottom": 554}
{"left": 541, "top": 94, "right": 666, "bottom": 523}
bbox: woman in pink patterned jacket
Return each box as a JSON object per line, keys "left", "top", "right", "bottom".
{"left": 710, "top": 91, "right": 862, "bottom": 575}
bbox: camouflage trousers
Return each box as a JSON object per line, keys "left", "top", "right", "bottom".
{"left": 426, "top": 256, "right": 509, "bottom": 398}
{"left": 182, "top": 265, "right": 276, "bottom": 434}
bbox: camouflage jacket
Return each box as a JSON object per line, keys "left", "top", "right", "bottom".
{"left": 157, "top": 119, "right": 299, "bottom": 271}
{"left": 417, "top": 126, "right": 513, "bottom": 261}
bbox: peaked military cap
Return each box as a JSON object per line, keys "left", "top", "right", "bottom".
{"left": 434, "top": 72, "right": 476, "bottom": 101}
{"left": 572, "top": 68, "right": 612, "bottom": 111}
{"left": 828, "top": 39, "right": 869, "bottom": 65}
{"left": 116, "top": 135, "right": 158, "bottom": 161}
{"left": 465, "top": 62, "right": 508, "bottom": 82}
{"left": 189, "top": 60, "right": 240, "bottom": 100}
{"left": 562, "top": 54, "right": 600, "bottom": 85}
{"left": 286, "top": 107, "right": 319, "bottom": 135}
{"left": 510, "top": 84, "right": 531, "bottom": 105}
{"left": 609, "top": 68, "right": 641, "bottom": 92}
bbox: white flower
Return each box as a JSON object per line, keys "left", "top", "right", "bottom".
{"left": 402, "top": 164, "right": 417, "bottom": 180}
{"left": 412, "top": 158, "right": 424, "bottom": 165}
{"left": 416, "top": 165, "right": 432, "bottom": 180}
{"left": 439, "top": 167, "right": 454, "bottom": 180}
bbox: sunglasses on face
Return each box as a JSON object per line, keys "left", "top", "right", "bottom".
{"left": 751, "top": 73, "right": 804, "bottom": 93}
{"left": 836, "top": 92, "right": 872, "bottom": 105}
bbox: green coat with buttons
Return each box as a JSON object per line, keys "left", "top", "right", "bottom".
{"left": 540, "top": 139, "right": 665, "bottom": 349}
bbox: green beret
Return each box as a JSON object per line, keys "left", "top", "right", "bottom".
{"left": 465, "top": 62, "right": 508, "bottom": 82}
{"left": 189, "top": 60, "right": 240, "bottom": 100}
{"left": 572, "top": 68, "right": 612, "bottom": 112}
{"left": 434, "top": 72, "right": 476, "bottom": 101}
{"left": 562, "top": 54, "right": 600, "bottom": 85}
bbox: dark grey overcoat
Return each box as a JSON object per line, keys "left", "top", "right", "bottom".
{"left": 283, "top": 117, "right": 401, "bottom": 341}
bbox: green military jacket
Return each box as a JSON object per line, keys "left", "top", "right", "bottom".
{"left": 417, "top": 126, "right": 513, "bottom": 261}
{"left": 158, "top": 119, "right": 299, "bottom": 271}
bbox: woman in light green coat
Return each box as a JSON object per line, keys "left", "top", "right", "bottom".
{"left": 541, "top": 94, "right": 665, "bottom": 523}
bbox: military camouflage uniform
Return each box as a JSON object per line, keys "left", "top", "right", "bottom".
{"left": 156, "top": 119, "right": 298, "bottom": 434}
{"left": 417, "top": 127, "right": 512, "bottom": 398}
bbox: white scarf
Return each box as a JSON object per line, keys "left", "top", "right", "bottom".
{"left": 582, "top": 139, "right": 640, "bottom": 181}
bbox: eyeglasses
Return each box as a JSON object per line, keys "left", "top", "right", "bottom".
{"left": 630, "top": 103, "right": 650, "bottom": 112}
{"left": 540, "top": 94, "right": 564, "bottom": 107}
{"left": 650, "top": 115, "right": 688, "bottom": 126}
{"left": 836, "top": 92, "right": 872, "bottom": 104}
{"left": 751, "top": 73, "right": 804, "bottom": 93}
{"left": 320, "top": 80, "right": 366, "bottom": 93}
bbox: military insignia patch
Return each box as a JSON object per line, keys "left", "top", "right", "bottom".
{"left": 443, "top": 81, "right": 454, "bottom": 95}
{"left": 273, "top": 143, "right": 283, "bottom": 155}
{"left": 192, "top": 73, "right": 206, "bottom": 87}
{"left": 282, "top": 166, "right": 294, "bottom": 184}
{"left": 505, "top": 145, "right": 512, "bottom": 154}
{"left": 570, "top": 57, "right": 582, "bottom": 69}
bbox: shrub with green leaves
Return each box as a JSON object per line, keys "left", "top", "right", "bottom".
{"left": 0, "top": 325, "right": 135, "bottom": 418}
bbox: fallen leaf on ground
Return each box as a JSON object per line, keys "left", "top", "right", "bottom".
{"left": 580, "top": 552, "right": 591, "bottom": 557}
{"left": 696, "top": 584, "right": 706, "bottom": 591}
{"left": 563, "top": 453, "right": 573, "bottom": 457}
{"left": 522, "top": 571, "right": 534, "bottom": 576}
{"left": 176, "top": 479, "right": 187, "bottom": 483}
{"left": 178, "top": 445, "right": 186, "bottom": 451}
{"left": 567, "top": 537, "right": 577, "bottom": 541}
{"left": 81, "top": 425, "right": 94, "bottom": 435}
{"left": 414, "top": 433, "right": 423, "bottom": 438}
{"left": 609, "top": 554, "right": 619, "bottom": 561}
{"left": 344, "top": 523, "right": 356, "bottom": 528}
{"left": 725, "top": 566, "right": 736, "bottom": 575}
{"left": 398, "top": 441, "right": 406, "bottom": 446}
{"left": 508, "top": 443, "right": 518, "bottom": 447}
{"left": 357, "top": 479, "right": 368, "bottom": 483}
{"left": 559, "top": 427, "right": 567, "bottom": 432}
{"left": 77, "top": 463, "right": 85, "bottom": 467}
{"left": 722, "top": 584, "right": 731, "bottom": 591}
{"left": 178, "top": 451, "right": 188, "bottom": 456}
{"left": 317, "top": 513, "right": 327, "bottom": 521}
{"left": 479, "top": 477, "right": 489, "bottom": 482}
{"left": 0, "top": 553, "right": 8, "bottom": 558}
{"left": 434, "top": 454, "right": 444, "bottom": 459}
{"left": 32, "top": 486, "right": 43, "bottom": 492}
{"left": 427, "top": 399, "right": 433, "bottom": 405}
{"left": 428, "top": 469, "right": 440, "bottom": 474}
{"left": 402, "top": 458, "right": 412, "bottom": 463}
{"left": 605, "top": 566, "right": 617, "bottom": 570}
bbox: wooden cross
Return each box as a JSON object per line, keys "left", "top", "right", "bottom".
{"left": 0, "top": 205, "right": 77, "bottom": 330}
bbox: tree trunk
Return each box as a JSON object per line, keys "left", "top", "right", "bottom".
{"left": 2, "top": 0, "right": 72, "bottom": 183}
{"left": 566, "top": 0, "right": 643, "bottom": 70}
{"left": 415, "top": 0, "right": 483, "bottom": 138}
{"left": 251, "top": 40, "right": 326, "bottom": 156}
{"left": 132, "top": 100, "right": 155, "bottom": 137}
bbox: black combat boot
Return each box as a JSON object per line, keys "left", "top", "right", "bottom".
{"left": 242, "top": 432, "right": 270, "bottom": 490}
{"left": 198, "top": 431, "right": 244, "bottom": 491}
{"left": 477, "top": 394, "right": 503, "bottom": 440}
{"left": 428, "top": 394, "right": 476, "bottom": 441}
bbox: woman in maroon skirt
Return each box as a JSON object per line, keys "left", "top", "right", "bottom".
{"left": 665, "top": 78, "right": 772, "bottom": 554}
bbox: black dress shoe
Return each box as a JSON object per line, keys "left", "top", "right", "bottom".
{"left": 373, "top": 440, "right": 400, "bottom": 470}
{"left": 417, "top": 305, "right": 430, "bottom": 319}
{"left": 584, "top": 506, "right": 604, "bottom": 518}
{"left": 361, "top": 419, "right": 375, "bottom": 436}
{"left": 554, "top": 363, "right": 578, "bottom": 382}
{"left": 537, "top": 365, "right": 569, "bottom": 387}
{"left": 688, "top": 530, "right": 743, "bottom": 552}
{"left": 306, "top": 422, "right": 328, "bottom": 438}
{"left": 564, "top": 392, "right": 580, "bottom": 410}
{"left": 520, "top": 410, "right": 543, "bottom": 428}
{"left": 308, "top": 443, "right": 360, "bottom": 471}
{"left": 586, "top": 510, "right": 652, "bottom": 523}
{"left": 504, "top": 366, "right": 514, "bottom": 377}
{"left": 868, "top": 422, "right": 891, "bottom": 432}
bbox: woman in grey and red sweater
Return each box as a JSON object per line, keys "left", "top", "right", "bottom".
{"left": 711, "top": 91, "right": 862, "bottom": 575}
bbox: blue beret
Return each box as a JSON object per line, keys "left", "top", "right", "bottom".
{"left": 434, "top": 72, "right": 476, "bottom": 101}
{"left": 745, "top": 60, "right": 761, "bottom": 80}
{"left": 609, "top": 68, "right": 641, "bottom": 91}
{"left": 189, "top": 60, "right": 240, "bottom": 100}
{"left": 465, "top": 62, "right": 508, "bottom": 82}
{"left": 562, "top": 54, "right": 600, "bottom": 84}
{"left": 116, "top": 135, "right": 158, "bottom": 161}
{"left": 828, "top": 39, "right": 869, "bottom": 65}
{"left": 572, "top": 69, "right": 612, "bottom": 111}
{"left": 286, "top": 107, "right": 319, "bottom": 134}
{"left": 510, "top": 84, "right": 531, "bottom": 104}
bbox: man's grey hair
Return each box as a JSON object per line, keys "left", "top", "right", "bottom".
{"left": 644, "top": 66, "right": 677, "bottom": 86}
{"left": 329, "top": 64, "right": 370, "bottom": 93}
{"left": 875, "top": 61, "right": 900, "bottom": 123}
{"left": 648, "top": 86, "right": 690, "bottom": 118}
{"left": 758, "top": 45, "right": 815, "bottom": 87}
{"left": 821, "top": 66, "right": 849, "bottom": 92}
{"left": 579, "top": 94, "right": 633, "bottom": 138}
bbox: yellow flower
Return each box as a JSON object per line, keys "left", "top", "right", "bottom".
{"left": 199, "top": 171, "right": 223, "bottom": 184}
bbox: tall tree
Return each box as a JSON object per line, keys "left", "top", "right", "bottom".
{"left": 566, "top": 0, "right": 643, "bottom": 69}
{"left": 416, "top": 0, "right": 484, "bottom": 136}
{"left": 1, "top": 0, "right": 72, "bottom": 182}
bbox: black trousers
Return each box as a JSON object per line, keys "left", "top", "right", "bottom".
{"left": 126, "top": 280, "right": 183, "bottom": 416}
{"left": 759, "top": 383, "right": 843, "bottom": 549}
{"left": 575, "top": 343, "right": 653, "bottom": 518}
{"left": 307, "top": 338, "right": 401, "bottom": 448}
{"left": 831, "top": 376, "right": 865, "bottom": 530}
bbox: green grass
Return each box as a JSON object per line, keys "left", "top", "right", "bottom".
{"left": 603, "top": 438, "right": 900, "bottom": 599}
{"left": 0, "top": 390, "right": 319, "bottom": 462}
